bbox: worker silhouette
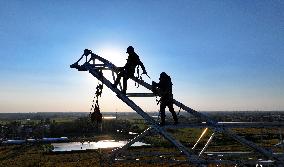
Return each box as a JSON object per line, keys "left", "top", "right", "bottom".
{"left": 113, "top": 46, "right": 147, "bottom": 94}
{"left": 152, "top": 72, "right": 178, "bottom": 126}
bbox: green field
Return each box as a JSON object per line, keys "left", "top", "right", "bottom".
{"left": 1, "top": 112, "right": 284, "bottom": 166}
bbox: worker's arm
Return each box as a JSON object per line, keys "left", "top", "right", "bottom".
{"left": 138, "top": 59, "right": 147, "bottom": 75}
{"left": 152, "top": 81, "right": 159, "bottom": 95}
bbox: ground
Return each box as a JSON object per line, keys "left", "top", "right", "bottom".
{"left": 1, "top": 112, "right": 283, "bottom": 166}
{"left": 0, "top": 127, "right": 282, "bottom": 167}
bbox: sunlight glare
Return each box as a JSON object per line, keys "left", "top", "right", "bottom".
{"left": 97, "top": 46, "right": 126, "bottom": 67}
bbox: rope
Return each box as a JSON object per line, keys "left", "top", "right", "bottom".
{"left": 177, "top": 104, "right": 182, "bottom": 116}
{"left": 135, "top": 65, "right": 143, "bottom": 88}
{"left": 90, "top": 70, "right": 104, "bottom": 127}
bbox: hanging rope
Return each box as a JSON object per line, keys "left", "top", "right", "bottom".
{"left": 134, "top": 65, "right": 143, "bottom": 88}
{"left": 176, "top": 105, "right": 182, "bottom": 117}
{"left": 90, "top": 70, "right": 103, "bottom": 126}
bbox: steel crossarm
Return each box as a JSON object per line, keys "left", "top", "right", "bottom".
{"left": 82, "top": 63, "right": 205, "bottom": 164}
{"left": 130, "top": 77, "right": 279, "bottom": 161}
{"left": 71, "top": 51, "right": 281, "bottom": 163}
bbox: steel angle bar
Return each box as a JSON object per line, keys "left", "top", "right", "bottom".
{"left": 86, "top": 65, "right": 155, "bottom": 125}
{"left": 110, "top": 127, "right": 153, "bottom": 160}
{"left": 72, "top": 51, "right": 281, "bottom": 163}
{"left": 222, "top": 129, "right": 278, "bottom": 160}
{"left": 131, "top": 76, "right": 217, "bottom": 125}
{"left": 163, "top": 123, "right": 207, "bottom": 129}
{"left": 114, "top": 159, "right": 188, "bottom": 164}
{"left": 111, "top": 71, "right": 116, "bottom": 82}
{"left": 126, "top": 93, "right": 155, "bottom": 97}
{"left": 111, "top": 71, "right": 122, "bottom": 90}
{"left": 78, "top": 60, "right": 275, "bottom": 161}
{"left": 129, "top": 74, "right": 278, "bottom": 160}
{"left": 123, "top": 151, "right": 182, "bottom": 157}
{"left": 199, "top": 132, "right": 215, "bottom": 156}
{"left": 92, "top": 63, "right": 106, "bottom": 67}
{"left": 215, "top": 122, "right": 284, "bottom": 128}
{"left": 93, "top": 67, "right": 110, "bottom": 70}
{"left": 173, "top": 100, "right": 217, "bottom": 126}
{"left": 115, "top": 158, "right": 234, "bottom": 165}
{"left": 83, "top": 64, "right": 205, "bottom": 164}
{"left": 192, "top": 128, "right": 208, "bottom": 150}
{"left": 88, "top": 54, "right": 120, "bottom": 72}
{"left": 170, "top": 99, "right": 278, "bottom": 160}
{"left": 162, "top": 122, "right": 284, "bottom": 129}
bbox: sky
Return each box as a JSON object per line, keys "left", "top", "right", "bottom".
{"left": 0, "top": 0, "right": 283, "bottom": 113}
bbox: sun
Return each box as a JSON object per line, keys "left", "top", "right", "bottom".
{"left": 97, "top": 46, "right": 126, "bottom": 67}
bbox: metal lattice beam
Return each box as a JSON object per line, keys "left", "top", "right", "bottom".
{"left": 71, "top": 51, "right": 283, "bottom": 165}
{"left": 84, "top": 63, "right": 205, "bottom": 164}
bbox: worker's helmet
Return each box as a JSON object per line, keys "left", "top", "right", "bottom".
{"left": 160, "top": 72, "right": 167, "bottom": 78}
{"left": 126, "top": 46, "right": 134, "bottom": 53}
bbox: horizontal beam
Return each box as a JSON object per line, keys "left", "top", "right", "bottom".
{"left": 127, "top": 93, "right": 155, "bottom": 97}
{"left": 114, "top": 158, "right": 235, "bottom": 165}
{"left": 163, "top": 122, "right": 284, "bottom": 129}
{"left": 110, "top": 127, "right": 152, "bottom": 160}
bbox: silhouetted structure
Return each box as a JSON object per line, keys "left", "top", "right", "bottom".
{"left": 71, "top": 49, "right": 96, "bottom": 66}
{"left": 152, "top": 72, "right": 178, "bottom": 125}
{"left": 70, "top": 49, "right": 284, "bottom": 166}
{"left": 113, "top": 46, "right": 147, "bottom": 94}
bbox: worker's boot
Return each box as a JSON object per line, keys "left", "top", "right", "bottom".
{"left": 160, "top": 121, "right": 165, "bottom": 126}
{"left": 174, "top": 120, "right": 178, "bottom": 125}
{"left": 173, "top": 113, "right": 178, "bottom": 125}
{"left": 113, "top": 75, "right": 122, "bottom": 88}
{"left": 160, "top": 110, "right": 166, "bottom": 126}
{"left": 122, "top": 78, "right": 127, "bottom": 95}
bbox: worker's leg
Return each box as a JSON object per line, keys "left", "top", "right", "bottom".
{"left": 168, "top": 103, "right": 178, "bottom": 124}
{"left": 122, "top": 76, "right": 129, "bottom": 94}
{"left": 113, "top": 71, "right": 124, "bottom": 87}
{"left": 160, "top": 102, "right": 166, "bottom": 126}
{"left": 122, "top": 69, "right": 133, "bottom": 94}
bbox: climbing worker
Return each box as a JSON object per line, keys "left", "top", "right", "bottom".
{"left": 152, "top": 72, "right": 178, "bottom": 126}
{"left": 113, "top": 46, "right": 148, "bottom": 94}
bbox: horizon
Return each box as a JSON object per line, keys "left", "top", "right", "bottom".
{"left": 1, "top": 1, "right": 284, "bottom": 113}
{"left": 1, "top": 110, "right": 284, "bottom": 114}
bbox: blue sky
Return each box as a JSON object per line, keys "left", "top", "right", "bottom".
{"left": 0, "top": 0, "right": 283, "bottom": 112}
